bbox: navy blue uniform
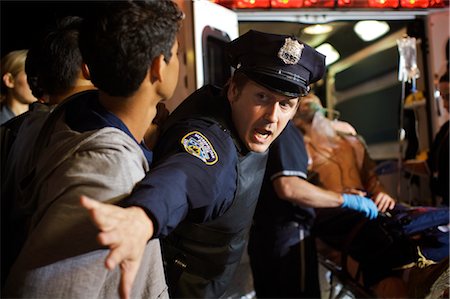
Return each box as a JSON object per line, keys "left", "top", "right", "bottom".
{"left": 121, "top": 85, "right": 268, "bottom": 298}
{"left": 120, "top": 91, "right": 238, "bottom": 237}
{"left": 248, "top": 121, "right": 321, "bottom": 298}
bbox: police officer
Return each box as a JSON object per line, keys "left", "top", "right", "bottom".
{"left": 80, "top": 30, "right": 326, "bottom": 298}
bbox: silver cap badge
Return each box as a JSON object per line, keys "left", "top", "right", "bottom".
{"left": 278, "top": 37, "right": 304, "bottom": 65}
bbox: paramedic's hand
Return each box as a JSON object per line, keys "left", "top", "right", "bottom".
{"left": 341, "top": 194, "right": 378, "bottom": 219}
{"left": 80, "top": 195, "right": 154, "bottom": 299}
{"left": 372, "top": 192, "right": 396, "bottom": 213}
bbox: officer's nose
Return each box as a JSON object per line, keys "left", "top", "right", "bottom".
{"left": 264, "top": 103, "right": 280, "bottom": 123}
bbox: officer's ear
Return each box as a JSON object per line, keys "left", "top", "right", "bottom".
{"left": 227, "top": 79, "right": 239, "bottom": 103}
{"left": 150, "top": 55, "right": 164, "bottom": 83}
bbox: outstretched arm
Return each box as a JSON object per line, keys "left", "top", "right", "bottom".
{"left": 80, "top": 196, "right": 154, "bottom": 299}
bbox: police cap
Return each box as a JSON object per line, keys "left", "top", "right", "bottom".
{"left": 227, "top": 30, "right": 326, "bottom": 97}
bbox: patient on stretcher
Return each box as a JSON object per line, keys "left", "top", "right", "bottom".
{"left": 294, "top": 94, "right": 449, "bottom": 298}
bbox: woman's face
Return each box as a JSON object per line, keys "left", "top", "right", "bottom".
{"left": 10, "top": 70, "right": 38, "bottom": 104}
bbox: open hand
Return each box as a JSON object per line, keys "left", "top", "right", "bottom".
{"left": 80, "top": 196, "right": 154, "bottom": 299}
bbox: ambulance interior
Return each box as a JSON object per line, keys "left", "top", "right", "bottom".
{"left": 184, "top": 4, "right": 449, "bottom": 203}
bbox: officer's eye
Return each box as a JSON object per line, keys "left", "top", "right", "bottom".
{"left": 280, "top": 99, "right": 297, "bottom": 110}
{"left": 255, "top": 92, "right": 270, "bottom": 103}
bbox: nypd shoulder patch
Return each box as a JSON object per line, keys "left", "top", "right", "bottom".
{"left": 181, "top": 131, "right": 218, "bottom": 165}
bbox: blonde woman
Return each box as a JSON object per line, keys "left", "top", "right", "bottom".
{"left": 1, "top": 50, "right": 38, "bottom": 124}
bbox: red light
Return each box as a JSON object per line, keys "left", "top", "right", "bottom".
{"left": 214, "top": 0, "right": 270, "bottom": 8}
{"left": 303, "top": 0, "right": 335, "bottom": 7}
{"left": 429, "top": 0, "right": 445, "bottom": 7}
{"left": 271, "top": 0, "right": 304, "bottom": 7}
{"left": 400, "top": 0, "right": 429, "bottom": 7}
{"left": 212, "top": 0, "right": 233, "bottom": 8}
{"left": 337, "top": 0, "right": 354, "bottom": 6}
{"left": 338, "top": 0, "right": 400, "bottom": 7}
{"left": 214, "top": 0, "right": 447, "bottom": 8}
{"left": 368, "top": 0, "right": 399, "bottom": 7}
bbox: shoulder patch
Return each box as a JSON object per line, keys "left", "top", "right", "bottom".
{"left": 181, "top": 131, "right": 218, "bottom": 165}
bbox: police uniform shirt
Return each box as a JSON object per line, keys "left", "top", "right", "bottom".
{"left": 253, "top": 120, "right": 311, "bottom": 228}
{"left": 121, "top": 93, "right": 238, "bottom": 238}
{"left": 64, "top": 90, "right": 153, "bottom": 164}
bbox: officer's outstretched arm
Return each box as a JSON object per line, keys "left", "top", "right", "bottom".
{"left": 80, "top": 195, "right": 154, "bottom": 299}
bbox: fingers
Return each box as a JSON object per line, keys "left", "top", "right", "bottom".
{"left": 81, "top": 195, "right": 109, "bottom": 229}
{"left": 374, "top": 193, "right": 388, "bottom": 212}
{"left": 373, "top": 192, "right": 396, "bottom": 213}
{"left": 80, "top": 195, "right": 123, "bottom": 231}
{"left": 119, "top": 261, "right": 140, "bottom": 299}
{"left": 80, "top": 195, "right": 98, "bottom": 210}
{"left": 80, "top": 195, "right": 146, "bottom": 299}
{"left": 104, "top": 241, "right": 130, "bottom": 270}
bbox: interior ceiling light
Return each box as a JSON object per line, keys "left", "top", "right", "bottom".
{"left": 316, "top": 43, "right": 340, "bottom": 66}
{"left": 353, "top": 20, "right": 390, "bottom": 42}
{"left": 303, "top": 24, "right": 333, "bottom": 35}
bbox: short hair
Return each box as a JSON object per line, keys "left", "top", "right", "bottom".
{"left": 79, "top": 0, "right": 183, "bottom": 97}
{"left": 230, "top": 71, "right": 250, "bottom": 93}
{"left": 25, "top": 16, "right": 84, "bottom": 98}
{"left": 0, "top": 50, "right": 28, "bottom": 101}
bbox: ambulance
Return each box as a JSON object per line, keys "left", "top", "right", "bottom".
{"left": 173, "top": 0, "right": 449, "bottom": 205}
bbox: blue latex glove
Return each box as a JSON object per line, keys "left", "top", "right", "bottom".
{"left": 341, "top": 194, "right": 378, "bottom": 219}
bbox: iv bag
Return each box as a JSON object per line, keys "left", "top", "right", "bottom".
{"left": 397, "top": 36, "right": 420, "bottom": 84}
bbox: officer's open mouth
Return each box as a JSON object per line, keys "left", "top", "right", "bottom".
{"left": 254, "top": 128, "right": 272, "bottom": 140}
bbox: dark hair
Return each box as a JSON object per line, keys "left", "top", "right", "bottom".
{"left": 79, "top": 0, "right": 183, "bottom": 97}
{"left": 222, "top": 70, "right": 250, "bottom": 97}
{"left": 25, "top": 16, "right": 84, "bottom": 98}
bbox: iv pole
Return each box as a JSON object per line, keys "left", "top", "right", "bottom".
{"left": 396, "top": 35, "right": 420, "bottom": 200}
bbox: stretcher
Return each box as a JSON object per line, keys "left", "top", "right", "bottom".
{"left": 315, "top": 207, "right": 450, "bottom": 299}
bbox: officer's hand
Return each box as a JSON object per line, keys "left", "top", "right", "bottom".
{"left": 341, "top": 193, "right": 378, "bottom": 219}
{"left": 80, "top": 195, "right": 154, "bottom": 299}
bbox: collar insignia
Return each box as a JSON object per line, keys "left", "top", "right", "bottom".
{"left": 278, "top": 37, "right": 304, "bottom": 65}
{"left": 181, "top": 131, "right": 218, "bottom": 165}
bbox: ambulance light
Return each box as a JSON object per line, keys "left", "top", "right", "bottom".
{"left": 354, "top": 20, "right": 390, "bottom": 41}
{"left": 213, "top": 0, "right": 446, "bottom": 7}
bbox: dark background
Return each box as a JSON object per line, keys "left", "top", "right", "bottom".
{"left": 1, "top": 1, "right": 96, "bottom": 57}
